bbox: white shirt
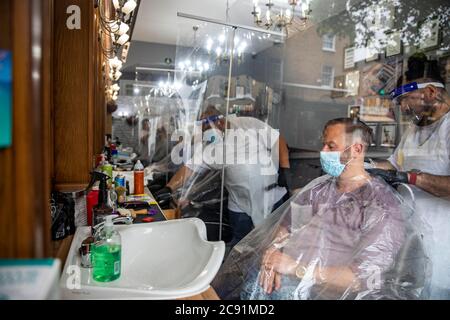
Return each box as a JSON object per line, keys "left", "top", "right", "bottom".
{"left": 186, "top": 116, "right": 286, "bottom": 226}
{"left": 388, "top": 111, "right": 450, "bottom": 175}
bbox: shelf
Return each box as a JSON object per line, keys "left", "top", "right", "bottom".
{"left": 360, "top": 115, "right": 396, "bottom": 123}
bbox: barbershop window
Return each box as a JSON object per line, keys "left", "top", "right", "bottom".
{"left": 279, "top": 0, "right": 450, "bottom": 189}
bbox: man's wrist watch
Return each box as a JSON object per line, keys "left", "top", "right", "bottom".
{"left": 295, "top": 265, "right": 307, "bottom": 279}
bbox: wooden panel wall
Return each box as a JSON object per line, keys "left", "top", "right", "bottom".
{"left": 0, "top": 0, "right": 108, "bottom": 258}
{"left": 53, "top": 0, "right": 97, "bottom": 191}
{"left": 93, "top": 10, "right": 107, "bottom": 156}
{"left": 41, "top": 0, "right": 54, "bottom": 258}
{"left": 0, "top": 0, "right": 14, "bottom": 258}
{"left": 0, "top": 0, "right": 52, "bottom": 258}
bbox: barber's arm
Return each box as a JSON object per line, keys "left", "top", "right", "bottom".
{"left": 277, "top": 135, "right": 291, "bottom": 191}
{"left": 154, "top": 166, "right": 194, "bottom": 205}
{"left": 414, "top": 173, "right": 450, "bottom": 198}
{"left": 278, "top": 135, "right": 290, "bottom": 169}
{"left": 373, "top": 160, "right": 396, "bottom": 170}
{"left": 368, "top": 169, "right": 450, "bottom": 198}
{"left": 370, "top": 143, "right": 450, "bottom": 197}
{"left": 166, "top": 165, "right": 193, "bottom": 191}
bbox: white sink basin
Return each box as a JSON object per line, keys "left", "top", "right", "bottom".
{"left": 60, "top": 218, "right": 225, "bottom": 300}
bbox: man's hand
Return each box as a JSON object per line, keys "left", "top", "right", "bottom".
{"left": 258, "top": 248, "right": 298, "bottom": 294}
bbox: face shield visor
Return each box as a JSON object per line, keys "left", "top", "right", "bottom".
{"left": 197, "top": 114, "right": 225, "bottom": 131}
{"left": 390, "top": 82, "right": 445, "bottom": 124}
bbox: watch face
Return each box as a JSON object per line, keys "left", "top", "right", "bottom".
{"left": 295, "top": 266, "right": 307, "bottom": 279}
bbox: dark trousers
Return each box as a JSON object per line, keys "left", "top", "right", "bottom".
{"left": 227, "top": 195, "right": 288, "bottom": 248}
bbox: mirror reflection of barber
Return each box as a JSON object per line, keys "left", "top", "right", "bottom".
{"left": 154, "top": 106, "right": 291, "bottom": 247}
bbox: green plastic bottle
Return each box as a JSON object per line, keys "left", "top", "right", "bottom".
{"left": 92, "top": 215, "right": 122, "bottom": 282}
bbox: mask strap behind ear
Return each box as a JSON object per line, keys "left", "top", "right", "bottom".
{"left": 417, "top": 82, "right": 445, "bottom": 90}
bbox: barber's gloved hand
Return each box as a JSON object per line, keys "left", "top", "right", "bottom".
{"left": 154, "top": 186, "right": 173, "bottom": 207}
{"left": 367, "top": 169, "right": 408, "bottom": 186}
{"left": 278, "top": 168, "right": 289, "bottom": 189}
{"left": 148, "top": 176, "right": 166, "bottom": 194}
{"left": 148, "top": 184, "right": 164, "bottom": 194}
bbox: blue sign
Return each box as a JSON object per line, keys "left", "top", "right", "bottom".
{"left": 0, "top": 50, "right": 12, "bottom": 149}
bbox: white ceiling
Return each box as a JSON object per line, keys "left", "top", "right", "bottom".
{"left": 132, "top": 0, "right": 364, "bottom": 45}
{"left": 132, "top": 0, "right": 317, "bottom": 45}
{"left": 133, "top": 0, "right": 242, "bottom": 45}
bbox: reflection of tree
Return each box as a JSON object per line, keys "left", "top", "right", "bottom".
{"left": 315, "top": 0, "right": 449, "bottom": 51}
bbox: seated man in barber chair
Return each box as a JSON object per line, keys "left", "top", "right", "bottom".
{"left": 213, "top": 118, "right": 428, "bottom": 300}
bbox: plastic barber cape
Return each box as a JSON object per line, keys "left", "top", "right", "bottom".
{"left": 186, "top": 116, "right": 287, "bottom": 227}
{"left": 388, "top": 111, "right": 450, "bottom": 299}
{"left": 212, "top": 174, "right": 432, "bottom": 300}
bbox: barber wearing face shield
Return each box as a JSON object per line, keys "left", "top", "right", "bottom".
{"left": 368, "top": 55, "right": 450, "bottom": 199}
{"left": 154, "top": 106, "right": 290, "bottom": 248}
{"left": 367, "top": 54, "right": 450, "bottom": 300}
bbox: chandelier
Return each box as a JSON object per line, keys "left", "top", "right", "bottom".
{"left": 131, "top": 70, "right": 182, "bottom": 98}
{"left": 153, "top": 79, "right": 181, "bottom": 97}
{"left": 96, "top": 0, "right": 140, "bottom": 101}
{"left": 252, "top": 0, "right": 312, "bottom": 31}
{"left": 180, "top": 27, "right": 250, "bottom": 75}
{"left": 178, "top": 26, "right": 211, "bottom": 74}
{"left": 150, "top": 71, "right": 182, "bottom": 98}
{"left": 205, "top": 29, "right": 249, "bottom": 65}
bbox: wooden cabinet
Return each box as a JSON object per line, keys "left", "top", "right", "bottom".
{"left": 53, "top": 0, "right": 108, "bottom": 191}
{"left": 0, "top": 0, "right": 109, "bottom": 258}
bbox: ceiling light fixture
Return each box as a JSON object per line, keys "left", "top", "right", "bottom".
{"left": 96, "top": 0, "right": 140, "bottom": 103}
{"left": 178, "top": 26, "right": 210, "bottom": 75}
{"left": 251, "top": 0, "right": 312, "bottom": 32}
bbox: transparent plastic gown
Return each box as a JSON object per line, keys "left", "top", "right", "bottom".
{"left": 212, "top": 174, "right": 432, "bottom": 300}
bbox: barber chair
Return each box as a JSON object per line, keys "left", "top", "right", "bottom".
{"left": 387, "top": 184, "right": 450, "bottom": 299}
{"left": 180, "top": 172, "right": 233, "bottom": 243}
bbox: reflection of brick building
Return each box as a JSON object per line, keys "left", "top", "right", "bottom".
{"left": 283, "top": 26, "right": 351, "bottom": 104}
{"left": 279, "top": 25, "right": 353, "bottom": 151}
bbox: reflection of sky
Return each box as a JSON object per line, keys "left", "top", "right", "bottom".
{"left": 0, "top": 51, "right": 12, "bottom": 83}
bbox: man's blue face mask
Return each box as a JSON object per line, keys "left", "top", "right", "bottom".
{"left": 320, "top": 145, "right": 353, "bottom": 177}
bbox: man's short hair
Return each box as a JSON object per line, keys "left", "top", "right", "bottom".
{"left": 323, "top": 118, "right": 373, "bottom": 150}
